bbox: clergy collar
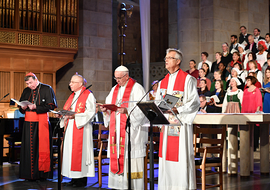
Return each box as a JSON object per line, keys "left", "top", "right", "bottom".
{"left": 169, "top": 68, "right": 180, "bottom": 75}
{"left": 74, "top": 88, "right": 82, "bottom": 95}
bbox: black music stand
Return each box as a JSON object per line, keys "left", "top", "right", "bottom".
{"left": 137, "top": 101, "right": 169, "bottom": 190}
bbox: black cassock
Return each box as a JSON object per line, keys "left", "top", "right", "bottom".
{"left": 19, "top": 83, "right": 57, "bottom": 180}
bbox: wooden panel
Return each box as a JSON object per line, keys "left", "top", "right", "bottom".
{"left": 0, "top": 57, "right": 11, "bottom": 70}
{"left": 14, "top": 72, "right": 26, "bottom": 100}
{"left": 43, "top": 73, "right": 53, "bottom": 87}
{"left": 0, "top": 72, "right": 10, "bottom": 102}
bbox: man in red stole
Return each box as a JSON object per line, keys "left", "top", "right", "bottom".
{"left": 100, "top": 65, "right": 148, "bottom": 190}
{"left": 59, "top": 73, "right": 96, "bottom": 187}
{"left": 156, "top": 48, "right": 200, "bottom": 190}
{"left": 19, "top": 72, "right": 57, "bottom": 180}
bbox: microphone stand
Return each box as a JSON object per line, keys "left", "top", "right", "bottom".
{"left": 0, "top": 93, "right": 9, "bottom": 102}
{"left": 125, "top": 78, "right": 163, "bottom": 190}
{"left": 54, "top": 84, "right": 92, "bottom": 190}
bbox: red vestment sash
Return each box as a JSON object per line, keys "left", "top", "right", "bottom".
{"left": 63, "top": 86, "right": 90, "bottom": 171}
{"left": 25, "top": 111, "right": 50, "bottom": 172}
{"left": 159, "top": 69, "right": 187, "bottom": 162}
{"left": 110, "top": 78, "right": 136, "bottom": 174}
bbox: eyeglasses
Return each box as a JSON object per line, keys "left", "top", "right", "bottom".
{"left": 164, "top": 56, "right": 177, "bottom": 61}
{"left": 114, "top": 74, "right": 127, "bottom": 80}
{"left": 69, "top": 81, "right": 80, "bottom": 84}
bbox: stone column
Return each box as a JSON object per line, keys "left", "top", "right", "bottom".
{"left": 240, "top": 124, "right": 250, "bottom": 177}
{"left": 56, "top": 0, "right": 113, "bottom": 107}
{"left": 227, "top": 125, "right": 238, "bottom": 175}
{"left": 260, "top": 124, "right": 269, "bottom": 174}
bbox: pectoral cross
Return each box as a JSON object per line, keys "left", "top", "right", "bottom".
{"left": 119, "top": 137, "right": 125, "bottom": 155}
{"left": 111, "top": 136, "right": 116, "bottom": 154}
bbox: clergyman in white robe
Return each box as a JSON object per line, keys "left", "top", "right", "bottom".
{"left": 102, "top": 66, "right": 148, "bottom": 190}
{"left": 61, "top": 89, "right": 96, "bottom": 178}
{"left": 156, "top": 48, "right": 200, "bottom": 190}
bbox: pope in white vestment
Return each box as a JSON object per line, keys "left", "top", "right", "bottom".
{"left": 101, "top": 66, "right": 148, "bottom": 190}
{"left": 59, "top": 74, "right": 96, "bottom": 187}
{"left": 156, "top": 48, "right": 200, "bottom": 190}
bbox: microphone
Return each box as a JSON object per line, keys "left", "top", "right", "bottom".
{"left": 86, "top": 84, "right": 92, "bottom": 89}
{"left": 0, "top": 93, "right": 10, "bottom": 102}
{"left": 3, "top": 93, "right": 9, "bottom": 98}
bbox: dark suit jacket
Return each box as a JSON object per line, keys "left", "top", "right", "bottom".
{"left": 255, "top": 36, "right": 265, "bottom": 41}
{"left": 229, "top": 43, "right": 239, "bottom": 53}
{"left": 93, "top": 111, "right": 104, "bottom": 123}
{"left": 239, "top": 33, "right": 251, "bottom": 44}
{"left": 245, "top": 42, "right": 258, "bottom": 54}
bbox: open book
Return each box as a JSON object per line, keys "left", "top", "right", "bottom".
{"left": 96, "top": 103, "right": 120, "bottom": 112}
{"left": 11, "top": 98, "right": 34, "bottom": 107}
{"left": 206, "top": 95, "right": 220, "bottom": 103}
{"left": 260, "top": 87, "right": 270, "bottom": 90}
{"left": 50, "top": 110, "right": 76, "bottom": 116}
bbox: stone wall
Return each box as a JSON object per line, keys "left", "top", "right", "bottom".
{"left": 56, "top": 0, "right": 112, "bottom": 108}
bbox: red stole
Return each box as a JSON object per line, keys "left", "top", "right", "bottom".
{"left": 63, "top": 86, "right": 90, "bottom": 171}
{"left": 159, "top": 69, "right": 187, "bottom": 162}
{"left": 110, "top": 78, "right": 136, "bottom": 174}
{"left": 25, "top": 111, "right": 50, "bottom": 172}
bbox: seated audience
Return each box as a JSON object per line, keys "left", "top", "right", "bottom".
{"left": 256, "top": 40, "right": 268, "bottom": 69}
{"left": 149, "top": 80, "right": 158, "bottom": 100}
{"left": 228, "top": 52, "right": 242, "bottom": 72}
{"left": 211, "top": 52, "right": 222, "bottom": 73}
{"left": 245, "top": 35, "right": 258, "bottom": 54}
{"left": 262, "top": 55, "right": 270, "bottom": 75}
{"left": 262, "top": 67, "right": 270, "bottom": 113}
{"left": 226, "top": 68, "right": 245, "bottom": 90}
{"left": 198, "top": 79, "right": 211, "bottom": 96}
{"left": 248, "top": 60, "right": 263, "bottom": 85}
{"left": 229, "top": 35, "right": 239, "bottom": 53}
{"left": 210, "top": 70, "right": 227, "bottom": 92}
{"left": 211, "top": 80, "right": 226, "bottom": 113}
{"left": 244, "top": 72, "right": 261, "bottom": 90}
{"left": 245, "top": 52, "right": 262, "bottom": 71}
{"left": 238, "top": 43, "right": 247, "bottom": 63}
{"left": 221, "top": 42, "right": 232, "bottom": 66}
{"left": 186, "top": 59, "right": 199, "bottom": 79}
{"left": 218, "top": 62, "right": 230, "bottom": 81}
{"left": 242, "top": 76, "right": 262, "bottom": 113}
{"left": 239, "top": 25, "right": 250, "bottom": 45}
{"left": 197, "top": 52, "right": 212, "bottom": 70}
{"left": 253, "top": 28, "right": 264, "bottom": 43}
{"left": 233, "top": 62, "right": 247, "bottom": 83}
{"left": 222, "top": 77, "right": 243, "bottom": 113}
{"left": 197, "top": 68, "right": 211, "bottom": 90}
{"left": 202, "top": 62, "right": 214, "bottom": 81}
{"left": 265, "top": 33, "right": 270, "bottom": 52}
{"left": 198, "top": 95, "right": 215, "bottom": 113}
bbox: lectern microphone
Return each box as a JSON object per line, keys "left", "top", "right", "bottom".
{"left": 0, "top": 93, "right": 9, "bottom": 102}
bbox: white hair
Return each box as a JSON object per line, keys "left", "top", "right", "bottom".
{"left": 166, "top": 48, "right": 183, "bottom": 61}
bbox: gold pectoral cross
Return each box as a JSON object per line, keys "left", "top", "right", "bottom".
{"left": 119, "top": 137, "right": 124, "bottom": 155}
{"left": 111, "top": 136, "right": 116, "bottom": 154}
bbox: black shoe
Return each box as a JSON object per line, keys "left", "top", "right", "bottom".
{"left": 72, "top": 182, "right": 86, "bottom": 187}
{"left": 72, "top": 177, "right": 87, "bottom": 187}
{"left": 64, "top": 179, "right": 75, "bottom": 186}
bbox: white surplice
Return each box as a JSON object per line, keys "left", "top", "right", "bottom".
{"left": 60, "top": 89, "right": 96, "bottom": 178}
{"left": 103, "top": 81, "right": 148, "bottom": 190}
{"left": 155, "top": 71, "right": 200, "bottom": 190}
